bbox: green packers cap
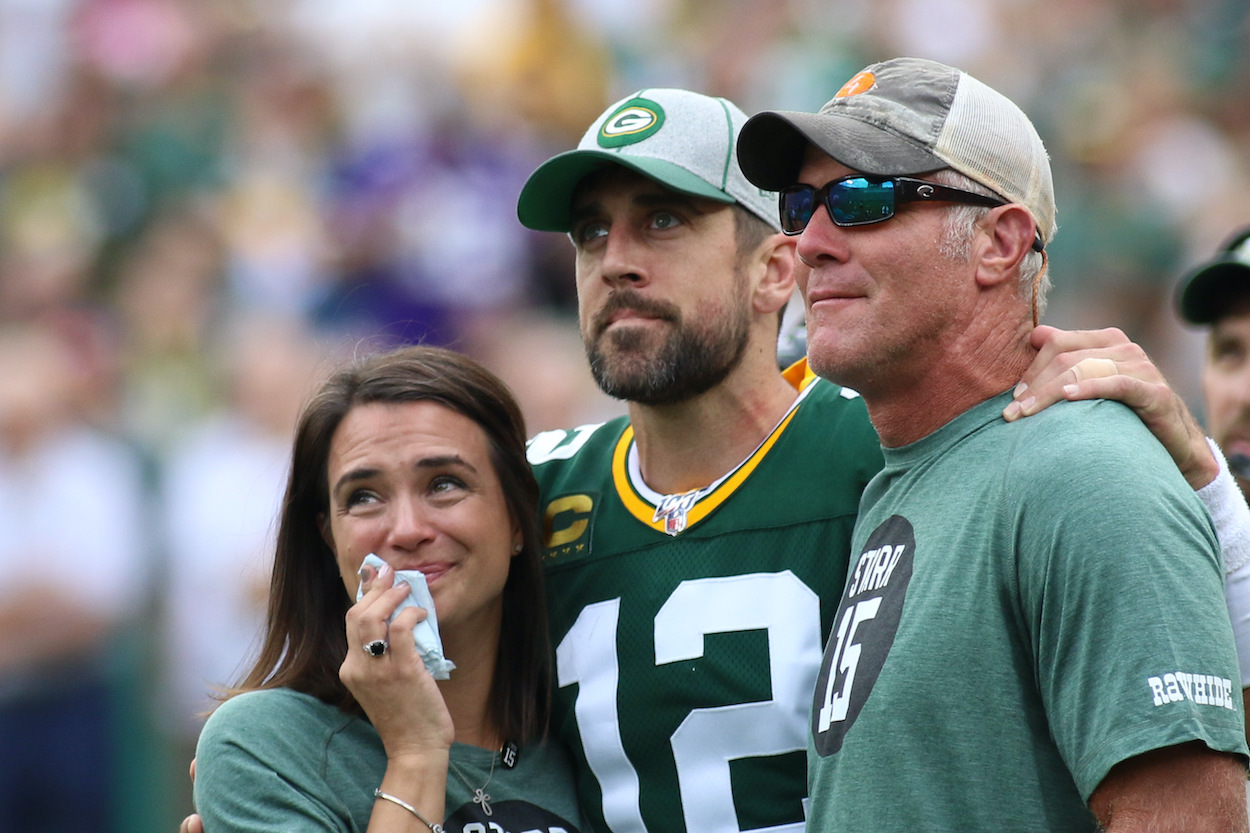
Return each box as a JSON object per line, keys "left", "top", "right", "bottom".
{"left": 1176, "top": 225, "right": 1250, "bottom": 325}
{"left": 737, "top": 56, "right": 1057, "bottom": 247}
{"left": 517, "top": 88, "right": 780, "bottom": 233}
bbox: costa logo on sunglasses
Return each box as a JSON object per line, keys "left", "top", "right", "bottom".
{"left": 598, "top": 98, "right": 666, "bottom": 148}
{"left": 835, "top": 71, "right": 876, "bottom": 98}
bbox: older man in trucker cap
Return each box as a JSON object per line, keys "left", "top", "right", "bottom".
{"left": 738, "top": 56, "right": 1249, "bottom": 832}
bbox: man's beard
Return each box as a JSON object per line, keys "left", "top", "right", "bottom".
{"left": 584, "top": 288, "right": 751, "bottom": 406}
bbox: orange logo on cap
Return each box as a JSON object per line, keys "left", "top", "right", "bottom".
{"left": 835, "top": 71, "right": 875, "bottom": 98}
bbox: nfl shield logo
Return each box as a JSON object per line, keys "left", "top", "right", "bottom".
{"left": 654, "top": 490, "right": 699, "bottom": 537}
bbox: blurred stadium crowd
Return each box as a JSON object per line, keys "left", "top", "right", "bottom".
{"left": 0, "top": 0, "right": 1246, "bottom": 829}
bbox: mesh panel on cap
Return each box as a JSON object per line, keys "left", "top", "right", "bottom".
{"left": 934, "top": 72, "right": 1056, "bottom": 242}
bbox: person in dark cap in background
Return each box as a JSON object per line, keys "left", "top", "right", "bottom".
{"left": 738, "top": 56, "right": 1248, "bottom": 832}
{"left": 1177, "top": 225, "right": 1250, "bottom": 750}
{"left": 1179, "top": 226, "right": 1250, "bottom": 494}
{"left": 1001, "top": 239, "right": 1250, "bottom": 756}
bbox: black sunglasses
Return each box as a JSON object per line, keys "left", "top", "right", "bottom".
{"left": 779, "top": 175, "right": 1044, "bottom": 252}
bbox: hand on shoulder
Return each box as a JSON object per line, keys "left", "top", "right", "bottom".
{"left": 1005, "top": 325, "right": 1219, "bottom": 489}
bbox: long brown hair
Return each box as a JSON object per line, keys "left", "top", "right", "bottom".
{"left": 230, "top": 345, "right": 550, "bottom": 743}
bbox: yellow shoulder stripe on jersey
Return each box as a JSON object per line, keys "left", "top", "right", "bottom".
{"left": 611, "top": 402, "right": 804, "bottom": 533}
{"left": 782, "top": 356, "right": 819, "bottom": 392}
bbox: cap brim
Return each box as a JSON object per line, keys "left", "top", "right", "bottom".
{"left": 517, "top": 150, "right": 735, "bottom": 232}
{"left": 1176, "top": 260, "right": 1250, "bottom": 325}
{"left": 738, "top": 110, "right": 945, "bottom": 191}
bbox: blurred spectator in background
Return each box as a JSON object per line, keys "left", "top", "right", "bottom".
{"left": 465, "top": 310, "right": 623, "bottom": 435}
{"left": 0, "top": 319, "right": 150, "bottom": 833}
{"left": 158, "top": 312, "right": 332, "bottom": 813}
{"left": 455, "top": 0, "right": 611, "bottom": 143}
{"left": 1177, "top": 224, "right": 1250, "bottom": 495}
{"left": 3, "top": 1, "right": 1245, "bottom": 389}
{"left": 111, "top": 205, "right": 224, "bottom": 456}
{"left": 209, "top": 31, "right": 338, "bottom": 317}
{"left": 1176, "top": 227, "right": 1250, "bottom": 745}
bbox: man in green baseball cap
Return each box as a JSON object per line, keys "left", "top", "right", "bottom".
{"left": 517, "top": 88, "right": 883, "bottom": 833}
{"left": 519, "top": 88, "right": 778, "bottom": 234}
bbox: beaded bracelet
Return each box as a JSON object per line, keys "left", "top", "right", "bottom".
{"left": 373, "top": 788, "right": 445, "bottom": 833}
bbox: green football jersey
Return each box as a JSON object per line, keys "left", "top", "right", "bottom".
{"left": 526, "top": 365, "right": 883, "bottom": 833}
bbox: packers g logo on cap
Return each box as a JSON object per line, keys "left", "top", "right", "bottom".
{"left": 598, "top": 97, "right": 666, "bottom": 148}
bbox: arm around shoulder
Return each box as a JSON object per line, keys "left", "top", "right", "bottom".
{"left": 1089, "top": 741, "right": 1248, "bottom": 832}
{"left": 1200, "top": 438, "right": 1250, "bottom": 577}
{"left": 1200, "top": 439, "right": 1250, "bottom": 714}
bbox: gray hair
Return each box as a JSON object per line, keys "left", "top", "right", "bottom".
{"left": 929, "top": 169, "right": 1050, "bottom": 318}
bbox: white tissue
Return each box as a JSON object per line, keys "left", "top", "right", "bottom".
{"left": 357, "top": 554, "right": 456, "bottom": 680}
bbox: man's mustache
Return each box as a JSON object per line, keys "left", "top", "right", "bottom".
{"left": 592, "top": 292, "right": 680, "bottom": 337}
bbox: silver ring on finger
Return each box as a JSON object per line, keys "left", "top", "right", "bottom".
{"left": 364, "top": 639, "right": 388, "bottom": 658}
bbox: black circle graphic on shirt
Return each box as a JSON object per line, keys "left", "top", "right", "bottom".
{"left": 443, "top": 799, "right": 580, "bottom": 833}
{"left": 811, "top": 514, "right": 914, "bottom": 756}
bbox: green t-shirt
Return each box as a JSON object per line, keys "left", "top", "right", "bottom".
{"left": 808, "top": 391, "right": 1248, "bottom": 832}
{"left": 194, "top": 688, "right": 585, "bottom": 833}
{"left": 527, "top": 371, "right": 884, "bottom": 833}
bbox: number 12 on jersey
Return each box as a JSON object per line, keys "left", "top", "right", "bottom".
{"left": 555, "top": 572, "right": 822, "bottom": 833}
